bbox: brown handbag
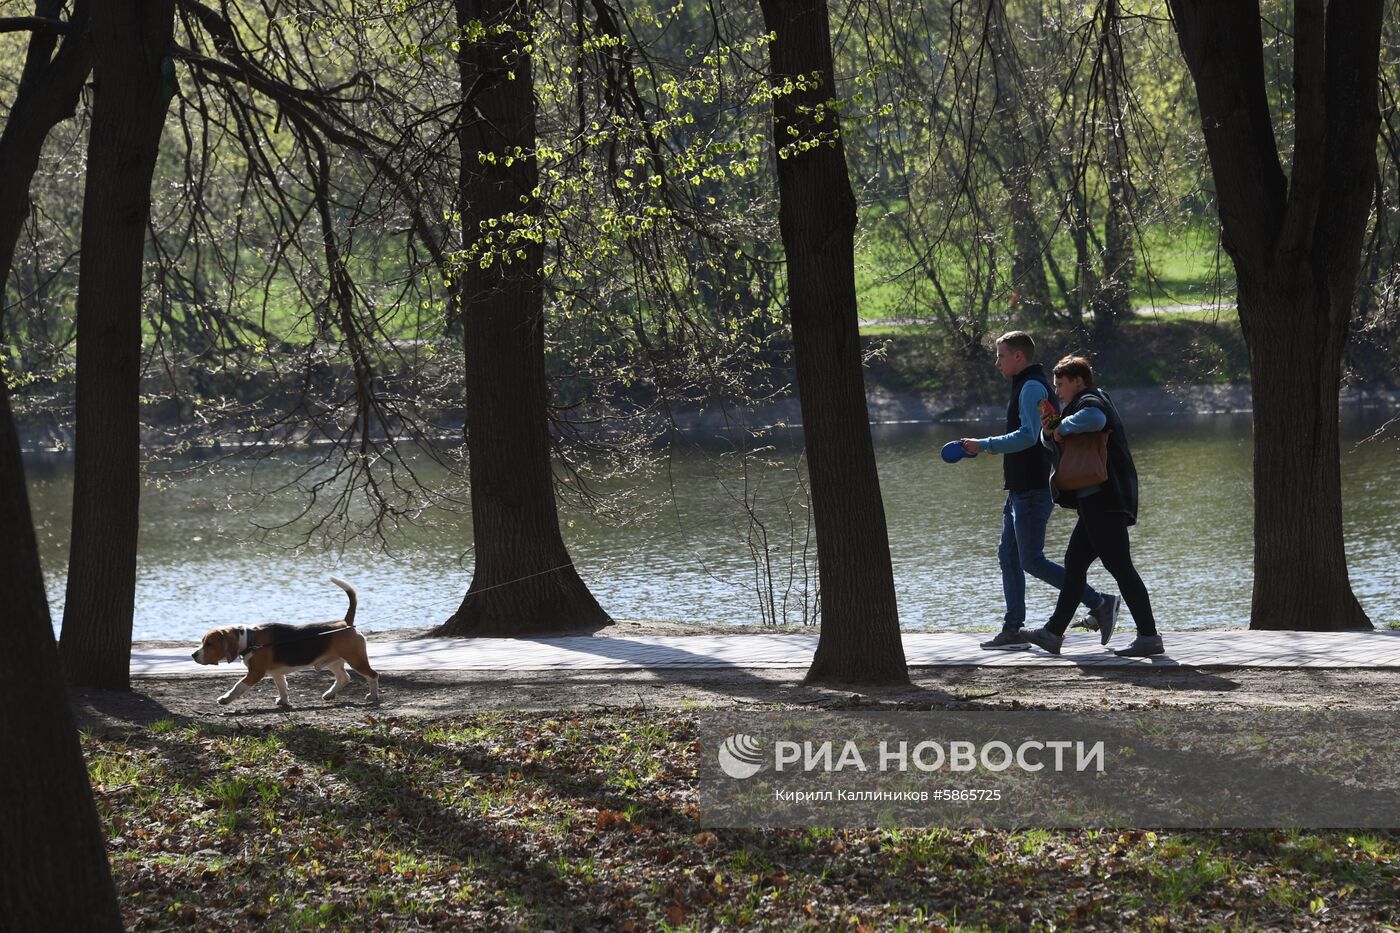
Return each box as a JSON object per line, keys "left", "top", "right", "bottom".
{"left": 1054, "top": 430, "right": 1110, "bottom": 491}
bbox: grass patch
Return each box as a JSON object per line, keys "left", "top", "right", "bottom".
{"left": 1127, "top": 305, "right": 1238, "bottom": 323}
{"left": 853, "top": 215, "right": 1234, "bottom": 325}
{"left": 84, "top": 714, "right": 1400, "bottom": 930}
{"left": 863, "top": 312, "right": 1249, "bottom": 398}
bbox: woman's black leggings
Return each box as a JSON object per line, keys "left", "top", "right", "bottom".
{"left": 1047, "top": 491, "right": 1157, "bottom": 637}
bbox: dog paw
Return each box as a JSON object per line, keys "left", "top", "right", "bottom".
{"left": 217, "top": 696, "right": 231, "bottom": 706}
{"left": 276, "top": 699, "right": 293, "bottom": 709}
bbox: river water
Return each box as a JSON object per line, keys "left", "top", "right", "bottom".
{"left": 24, "top": 410, "right": 1400, "bottom": 641}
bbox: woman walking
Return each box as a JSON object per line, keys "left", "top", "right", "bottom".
{"left": 1019, "top": 356, "right": 1164, "bottom": 657}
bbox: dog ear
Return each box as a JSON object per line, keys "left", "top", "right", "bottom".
{"left": 223, "top": 629, "right": 239, "bottom": 663}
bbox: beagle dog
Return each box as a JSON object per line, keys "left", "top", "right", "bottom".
{"left": 191, "top": 577, "right": 380, "bottom": 707}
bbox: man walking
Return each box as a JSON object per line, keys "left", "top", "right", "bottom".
{"left": 958, "top": 332, "right": 1118, "bottom": 649}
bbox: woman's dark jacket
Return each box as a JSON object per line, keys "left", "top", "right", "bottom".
{"left": 1044, "top": 386, "right": 1139, "bottom": 526}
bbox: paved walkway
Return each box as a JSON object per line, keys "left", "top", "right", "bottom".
{"left": 132, "top": 630, "right": 1400, "bottom": 676}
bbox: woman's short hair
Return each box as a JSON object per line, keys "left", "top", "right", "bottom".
{"left": 1053, "top": 355, "right": 1095, "bottom": 386}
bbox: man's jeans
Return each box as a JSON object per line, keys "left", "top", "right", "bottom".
{"left": 998, "top": 488, "right": 1100, "bottom": 629}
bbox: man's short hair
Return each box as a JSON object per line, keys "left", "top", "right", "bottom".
{"left": 995, "top": 331, "right": 1035, "bottom": 359}
{"left": 1053, "top": 355, "right": 1095, "bottom": 387}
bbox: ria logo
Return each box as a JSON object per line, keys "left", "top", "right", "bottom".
{"left": 717, "top": 733, "right": 764, "bottom": 779}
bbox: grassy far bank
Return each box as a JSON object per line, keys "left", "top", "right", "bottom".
{"left": 95, "top": 215, "right": 1227, "bottom": 354}
{"left": 865, "top": 314, "right": 1249, "bottom": 400}
{"left": 850, "top": 215, "right": 1251, "bottom": 399}
{"left": 86, "top": 712, "right": 1399, "bottom": 931}
{"left": 2, "top": 200, "right": 1250, "bottom": 406}
{"left": 854, "top": 217, "right": 1233, "bottom": 326}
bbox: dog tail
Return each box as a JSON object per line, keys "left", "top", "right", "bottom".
{"left": 330, "top": 577, "right": 357, "bottom": 626}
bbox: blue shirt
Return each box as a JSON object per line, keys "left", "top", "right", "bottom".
{"left": 1058, "top": 406, "right": 1107, "bottom": 435}
{"left": 978, "top": 379, "right": 1050, "bottom": 454}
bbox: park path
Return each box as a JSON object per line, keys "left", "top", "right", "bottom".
{"left": 132, "top": 629, "right": 1400, "bottom": 675}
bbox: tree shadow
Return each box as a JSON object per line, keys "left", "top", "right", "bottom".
{"left": 415, "top": 633, "right": 967, "bottom": 709}
{"left": 265, "top": 719, "right": 1007, "bottom": 927}
{"left": 274, "top": 722, "right": 665, "bottom": 927}
{"left": 1057, "top": 663, "right": 1242, "bottom": 692}
{"left": 68, "top": 685, "right": 190, "bottom": 732}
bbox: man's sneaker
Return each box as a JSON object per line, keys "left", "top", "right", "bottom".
{"left": 1112, "top": 635, "right": 1165, "bottom": 658}
{"left": 1019, "top": 626, "right": 1064, "bottom": 655}
{"left": 1090, "top": 594, "right": 1120, "bottom": 646}
{"left": 980, "top": 629, "right": 1031, "bottom": 651}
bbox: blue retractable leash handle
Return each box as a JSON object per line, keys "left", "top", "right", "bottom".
{"left": 941, "top": 440, "right": 975, "bottom": 463}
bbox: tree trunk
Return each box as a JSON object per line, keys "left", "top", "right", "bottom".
{"left": 59, "top": 0, "right": 176, "bottom": 687}
{"left": 1094, "top": 0, "right": 1134, "bottom": 338}
{"left": 984, "top": 0, "right": 1054, "bottom": 321}
{"left": 1170, "top": 0, "right": 1379, "bottom": 630}
{"left": 0, "top": 387, "right": 122, "bottom": 929}
{"left": 0, "top": 13, "right": 121, "bottom": 910}
{"left": 0, "top": 0, "right": 91, "bottom": 281}
{"left": 1006, "top": 172, "right": 1054, "bottom": 320}
{"left": 1240, "top": 276, "right": 1370, "bottom": 630}
{"left": 434, "top": 0, "right": 610, "bottom": 637}
{"left": 757, "top": 0, "right": 908, "bottom": 685}
{"left": 1067, "top": 183, "right": 1094, "bottom": 320}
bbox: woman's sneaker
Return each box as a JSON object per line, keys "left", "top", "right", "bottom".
{"left": 1090, "top": 595, "right": 1120, "bottom": 645}
{"left": 1072, "top": 594, "right": 1120, "bottom": 640}
{"left": 1112, "top": 635, "right": 1164, "bottom": 657}
{"left": 980, "top": 629, "right": 1030, "bottom": 651}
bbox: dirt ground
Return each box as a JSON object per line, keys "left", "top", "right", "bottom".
{"left": 74, "top": 621, "right": 1400, "bottom": 731}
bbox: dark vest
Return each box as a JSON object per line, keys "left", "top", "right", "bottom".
{"left": 1004, "top": 364, "right": 1055, "bottom": 492}
{"left": 1053, "top": 386, "right": 1140, "bottom": 525}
